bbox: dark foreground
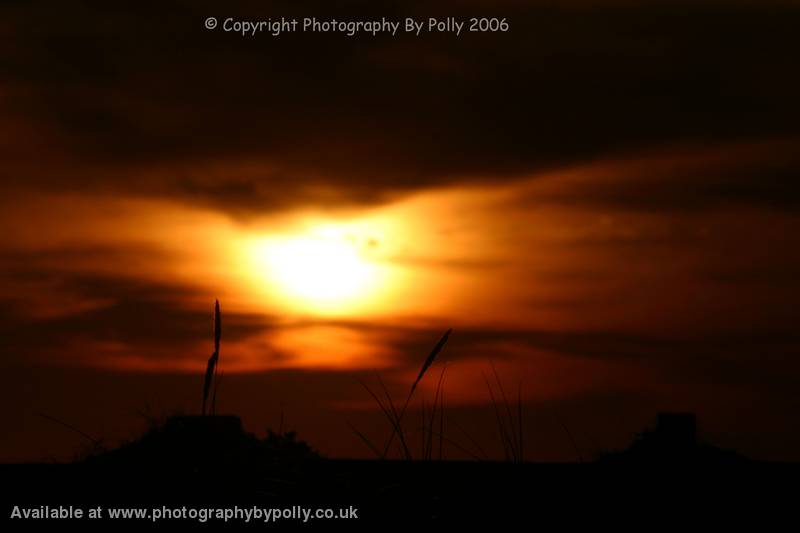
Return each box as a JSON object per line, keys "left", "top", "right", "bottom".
{"left": 3, "top": 460, "right": 798, "bottom": 528}
{"left": 2, "top": 416, "right": 797, "bottom": 528}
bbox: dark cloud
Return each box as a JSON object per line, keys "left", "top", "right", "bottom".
{"left": 2, "top": 1, "right": 799, "bottom": 214}
{"left": 0, "top": 256, "right": 276, "bottom": 365}
{"left": 521, "top": 140, "right": 800, "bottom": 212}
{"left": 280, "top": 318, "right": 800, "bottom": 391}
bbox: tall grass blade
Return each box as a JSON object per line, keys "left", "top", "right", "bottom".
{"left": 201, "top": 351, "right": 217, "bottom": 416}
{"left": 201, "top": 300, "right": 222, "bottom": 415}
{"left": 518, "top": 381, "right": 524, "bottom": 463}
{"left": 439, "top": 387, "right": 444, "bottom": 461}
{"left": 491, "top": 362, "right": 519, "bottom": 461}
{"left": 483, "top": 371, "right": 511, "bottom": 460}
{"left": 558, "top": 416, "right": 584, "bottom": 463}
{"left": 347, "top": 421, "right": 382, "bottom": 459}
{"left": 425, "top": 429, "right": 485, "bottom": 461}
{"left": 445, "top": 415, "right": 489, "bottom": 460}
{"left": 375, "top": 373, "right": 411, "bottom": 459}
{"left": 427, "top": 364, "right": 447, "bottom": 460}
{"left": 211, "top": 370, "right": 224, "bottom": 416}
{"left": 38, "top": 413, "right": 102, "bottom": 448}
{"left": 358, "top": 378, "right": 409, "bottom": 459}
{"left": 410, "top": 328, "right": 452, "bottom": 395}
{"left": 213, "top": 299, "right": 221, "bottom": 353}
{"left": 382, "top": 328, "right": 452, "bottom": 457}
{"left": 421, "top": 396, "right": 426, "bottom": 458}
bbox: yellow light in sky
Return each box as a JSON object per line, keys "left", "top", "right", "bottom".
{"left": 269, "top": 237, "right": 369, "bottom": 300}
{"left": 248, "top": 225, "right": 382, "bottom": 313}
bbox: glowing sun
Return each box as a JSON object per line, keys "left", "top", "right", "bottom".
{"left": 248, "top": 226, "right": 381, "bottom": 312}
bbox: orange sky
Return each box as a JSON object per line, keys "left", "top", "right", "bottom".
{"left": 2, "top": 0, "right": 799, "bottom": 462}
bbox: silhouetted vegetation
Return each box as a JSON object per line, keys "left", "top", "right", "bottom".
{"left": 82, "top": 415, "right": 319, "bottom": 476}
{"left": 5, "top": 301, "right": 793, "bottom": 527}
{"left": 201, "top": 299, "right": 222, "bottom": 416}
{"left": 353, "top": 328, "right": 452, "bottom": 460}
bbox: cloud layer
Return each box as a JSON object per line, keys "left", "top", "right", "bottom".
{"left": 2, "top": 1, "right": 799, "bottom": 214}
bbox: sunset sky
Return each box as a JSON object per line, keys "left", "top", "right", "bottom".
{"left": 2, "top": 0, "right": 799, "bottom": 462}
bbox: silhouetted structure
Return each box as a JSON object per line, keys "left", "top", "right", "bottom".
{"left": 600, "top": 412, "right": 742, "bottom": 463}
{"left": 653, "top": 412, "right": 696, "bottom": 449}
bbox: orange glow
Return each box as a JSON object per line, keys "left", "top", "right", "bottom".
{"left": 7, "top": 145, "right": 795, "bottom": 376}
{"left": 244, "top": 224, "right": 390, "bottom": 315}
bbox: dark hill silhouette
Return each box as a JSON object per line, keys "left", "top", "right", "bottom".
{"left": 3, "top": 411, "right": 798, "bottom": 526}
{"left": 82, "top": 415, "right": 319, "bottom": 473}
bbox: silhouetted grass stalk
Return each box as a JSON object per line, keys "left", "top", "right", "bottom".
{"left": 425, "top": 429, "right": 484, "bottom": 461}
{"left": 211, "top": 371, "right": 223, "bottom": 416}
{"left": 554, "top": 411, "right": 584, "bottom": 462}
{"left": 483, "top": 365, "right": 524, "bottom": 462}
{"left": 375, "top": 372, "right": 412, "bottom": 459}
{"left": 420, "top": 396, "right": 426, "bottom": 458}
{"left": 492, "top": 362, "right": 519, "bottom": 459}
{"left": 381, "top": 329, "right": 452, "bottom": 458}
{"left": 425, "top": 364, "right": 447, "bottom": 460}
{"left": 38, "top": 413, "right": 103, "bottom": 452}
{"left": 483, "top": 371, "right": 511, "bottom": 460}
{"left": 445, "top": 414, "right": 489, "bottom": 460}
{"left": 347, "top": 420, "right": 382, "bottom": 459}
{"left": 358, "top": 378, "right": 411, "bottom": 459}
{"left": 439, "top": 386, "right": 444, "bottom": 460}
{"left": 201, "top": 300, "right": 222, "bottom": 415}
